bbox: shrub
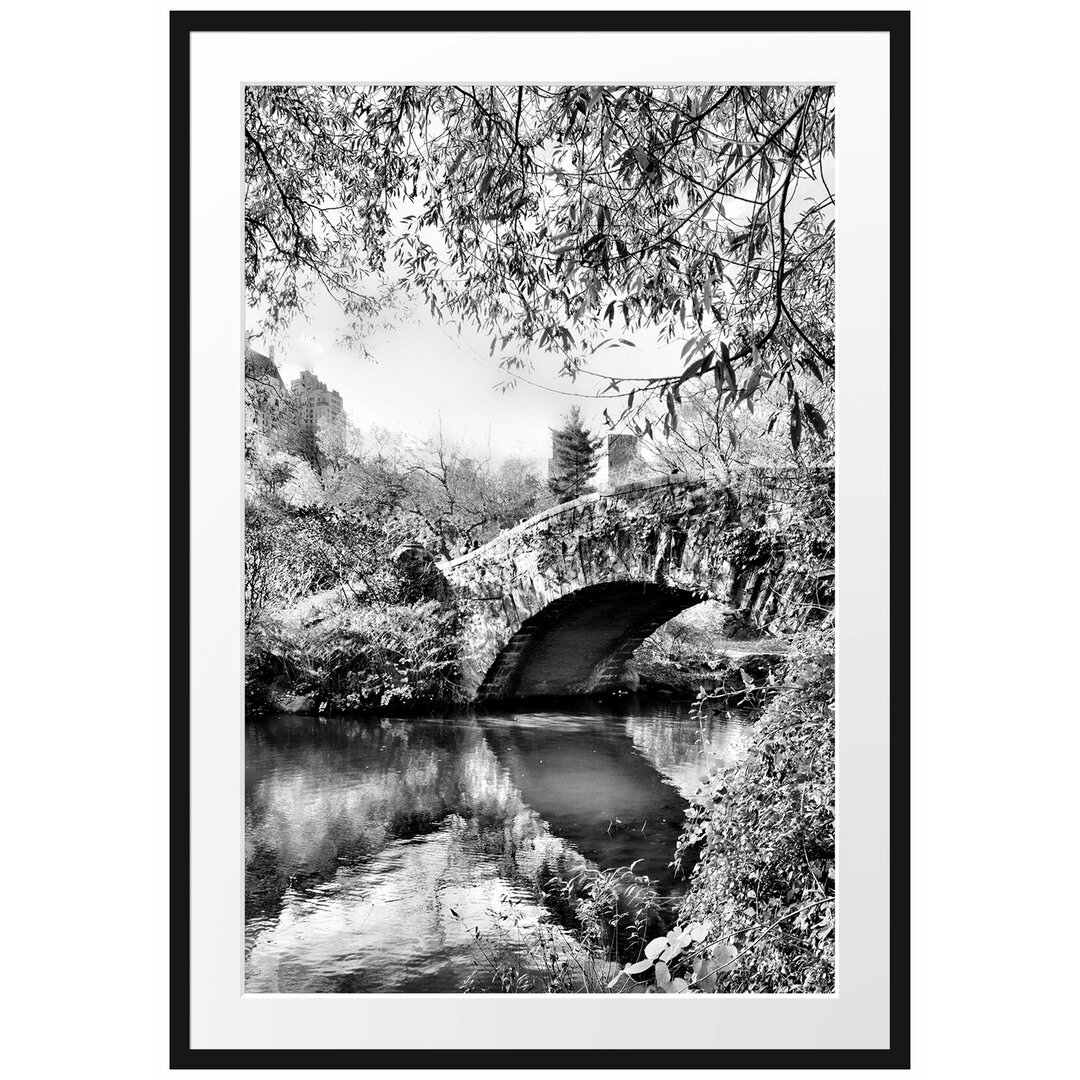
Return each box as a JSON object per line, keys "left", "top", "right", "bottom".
{"left": 245, "top": 501, "right": 406, "bottom": 628}
{"left": 261, "top": 599, "right": 464, "bottom": 713}
{"left": 671, "top": 622, "right": 835, "bottom": 992}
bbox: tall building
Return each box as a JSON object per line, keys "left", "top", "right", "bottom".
{"left": 291, "top": 370, "right": 345, "bottom": 453}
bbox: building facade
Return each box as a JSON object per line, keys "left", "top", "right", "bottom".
{"left": 291, "top": 370, "right": 346, "bottom": 455}
{"left": 602, "top": 433, "right": 648, "bottom": 488}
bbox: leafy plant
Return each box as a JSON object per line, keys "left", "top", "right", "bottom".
{"left": 673, "top": 623, "right": 836, "bottom": 992}
{"left": 261, "top": 599, "right": 465, "bottom": 715}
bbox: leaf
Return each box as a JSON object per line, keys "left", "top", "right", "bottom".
{"left": 654, "top": 961, "right": 671, "bottom": 989}
{"left": 680, "top": 335, "right": 702, "bottom": 360}
{"left": 445, "top": 147, "right": 467, "bottom": 179}
{"left": 720, "top": 342, "right": 737, "bottom": 395}
{"left": 803, "top": 400, "right": 827, "bottom": 438}
{"left": 692, "top": 958, "right": 716, "bottom": 991}
{"left": 644, "top": 936, "right": 668, "bottom": 960}
{"left": 670, "top": 978, "right": 689, "bottom": 994}
{"left": 744, "top": 366, "right": 762, "bottom": 398}
{"left": 627, "top": 388, "right": 635, "bottom": 410}
{"left": 803, "top": 354, "right": 823, "bottom": 382}
{"left": 624, "top": 958, "right": 654, "bottom": 975}
{"left": 790, "top": 400, "right": 802, "bottom": 452}
{"left": 690, "top": 922, "right": 709, "bottom": 943}
{"left": 678, "top": 349, "right": 714, "bottom": 388}
{"left": 711, "top": 943, "right": 738, "bottom": 971}
{"left": 660, "top": 941, "right": 683, "bottom": 963}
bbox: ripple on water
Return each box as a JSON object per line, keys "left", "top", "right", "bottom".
{"left": 245, "top": 702, "right": 751, "bottom": 992}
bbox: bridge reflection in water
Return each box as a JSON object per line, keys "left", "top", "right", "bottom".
{"left": 244, "top": 702, "right": 751, "bottom": 993}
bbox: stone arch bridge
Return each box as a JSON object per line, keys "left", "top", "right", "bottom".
{"left": 434, "top": 470, "right": 833, "bottom": 702}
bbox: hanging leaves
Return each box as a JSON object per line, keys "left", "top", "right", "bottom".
{"left": 666, "top": 390, "right": 679, "bottom": 432}
{"left": 245, "top": 83, "right": 835, "bottom": 413}
{"left": 802, "top": 400, "right": 828, "bottom": 439}
{"left": 719, "top": 341, "right": 738, "bottom": 396}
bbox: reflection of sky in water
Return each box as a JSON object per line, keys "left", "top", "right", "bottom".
{"left": 623, "top": 709, "right": 754, "bottom": 798}
{"left": 245, "top": 702, "right": 750, "bottom": 992}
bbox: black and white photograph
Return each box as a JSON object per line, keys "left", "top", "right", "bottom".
{"left": 14, "top": 2, "right": 1080, "bottom": 1075}
{"left": 243, "top": 80, "right": 837, "bottom": 996}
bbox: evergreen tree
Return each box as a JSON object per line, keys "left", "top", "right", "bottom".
{"left": 548, "top": 407, "right": 603, "bottom": 502}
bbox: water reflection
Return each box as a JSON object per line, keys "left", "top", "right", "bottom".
{"left": 245, "top": 700, "right": 751, "bottom": 992}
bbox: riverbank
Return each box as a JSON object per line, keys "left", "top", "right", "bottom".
{"left": 453, "top": 623, "right": 835, "bottom": 994}
{"left": 630, "top": 600, "right": 788, "bottom": 704}
{"left": 247, "top": 590, "right": 789, "bottom": 720}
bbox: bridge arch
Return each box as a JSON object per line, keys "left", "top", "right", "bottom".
{"left": 440, "top": 472, "right": 833, "bottom": 702}
{"left": 476, "top": 581, "right": 700, "bottom": 700}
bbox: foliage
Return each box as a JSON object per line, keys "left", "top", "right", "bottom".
{"left": 606, "top": 920, "right": 711, "bottom": 993}
{"left": 244, "top": 421, "right": 554, "bottom": 714}
{"left": 245, "top": 502, "right": 406, "bottom": 622}
{"left": 255, "top": 600, "right": 464, "bottom": 714}
{"left": 314, "top": 418, "right": 553, "bottom": 557}
{"left": 400, "top": 428, "right": 551, "bottom": 556}
{"left": 456, "top": 863, "right": 672, "bottom": 993}
{"left": 318, "top": 423, "right": 415, "bottom": 517}
{"left": 648, "top": 367, "right": 834, "bottom": 478}
{"left": 548, "top": 406, "right": 603, "bottom": 502}
{"left": 245, "top": 85, "right": 834, "bottom": 438}
{"left": 671, "top": 623, "right": 836, "bottom": 992}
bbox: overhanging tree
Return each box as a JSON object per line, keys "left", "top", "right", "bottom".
{"left": 246, "top": 84, "right": 834, "bottom": 446}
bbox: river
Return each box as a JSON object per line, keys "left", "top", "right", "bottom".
{"left": 245, "top": 699, "right": 753, "bottom": 992}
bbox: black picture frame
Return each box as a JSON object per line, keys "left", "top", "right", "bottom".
{"left": 170, "top": 9, "right": 910, "bottom": 1069}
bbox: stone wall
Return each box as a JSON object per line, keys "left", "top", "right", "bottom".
{"left": 440, "top": 470, "right": 833, "bottom": 700}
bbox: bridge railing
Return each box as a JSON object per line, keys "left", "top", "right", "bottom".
{"left": 439, "top": 474, "right": 698, "bottom": 570}
{"left": 439, "top": 466, "right": 833, "bottom": 571}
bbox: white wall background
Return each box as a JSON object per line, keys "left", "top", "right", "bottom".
{"left": 1, "top": 1, "right": 1076, "bottom": 1077}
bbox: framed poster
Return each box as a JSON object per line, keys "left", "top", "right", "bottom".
{"left": 172, "top": 8, "right": 909, "bottom": 1068}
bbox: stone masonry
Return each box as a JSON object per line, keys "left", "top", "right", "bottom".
{"left": 439, "top": 470, "right": 833, "bottom": 701}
